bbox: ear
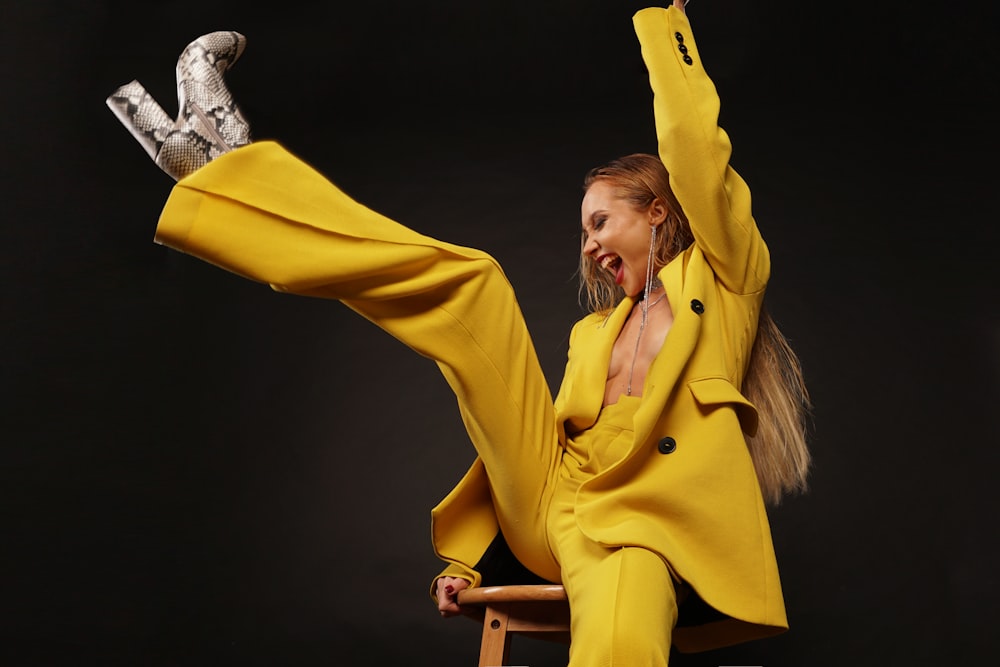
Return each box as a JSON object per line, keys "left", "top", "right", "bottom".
{"left": 648, "top": 198, "right": 668, "bottom": 227}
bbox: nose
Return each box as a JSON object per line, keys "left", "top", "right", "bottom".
{"left": 583, "top": 233, "right": 599, "bottom": 257}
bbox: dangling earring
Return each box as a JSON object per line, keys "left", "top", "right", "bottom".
{"left": 643, "top": 224, "right": 657, "bottom": 308}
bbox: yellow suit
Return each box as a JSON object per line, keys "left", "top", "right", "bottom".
{"left": 152, "top": 5, "right": 786, "bottom": 658}
{"left": 432, "top": 6, "right": 787, "bottom": 653}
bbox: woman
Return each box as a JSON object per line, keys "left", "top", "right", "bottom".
{"left": 106, "top": 2, "right": 810, "bottom": 664}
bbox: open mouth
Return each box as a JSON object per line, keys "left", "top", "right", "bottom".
{"left": 599, "top": 254, "right": 621, "bottom": 273}
{"left": 597, "top": 254, "right": 624, "bottom": 285}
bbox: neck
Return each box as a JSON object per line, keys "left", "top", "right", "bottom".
{"left": 637, "top": 282, "right": 664, "bottom": 302}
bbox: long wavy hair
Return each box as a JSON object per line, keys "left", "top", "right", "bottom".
{"left": 579, "top": 154, "right": 811, "bottom": 505}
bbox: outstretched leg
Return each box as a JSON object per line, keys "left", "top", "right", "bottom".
{"left": 156, "top": 141, "right": 563, "bottom": 579}
{"left": 107, "top": 30, "right": 562, "bottom": 581}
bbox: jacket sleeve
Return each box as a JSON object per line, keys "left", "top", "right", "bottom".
{"left": 633, "top": 6, "right": 769, "bottom": 295}
{"left": 427, "top": 532, "right": 550, "bottom": 603}
{"left": 428, "top": 563, "right": 477, "bottom": 603}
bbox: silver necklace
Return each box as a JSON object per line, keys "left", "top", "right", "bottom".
{"left": 626, "top": 223, "right": 664, "bottom": 397}
{"left": 626, "top": 289, "right": 665, "bottom": 396}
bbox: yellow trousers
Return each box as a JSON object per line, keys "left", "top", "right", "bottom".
{"left": 553, "top": 395, "right": 677, "bottom": 666}
{"left": 156, "top": 142, "right": 676, "bottom": 665}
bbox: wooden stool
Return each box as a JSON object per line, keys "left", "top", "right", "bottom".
{"left": 457, "top": 584, "right": 570, "bottom": 667}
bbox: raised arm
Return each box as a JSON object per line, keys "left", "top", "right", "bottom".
{"left": 633, "top": 3, "right": 769, "bottom": 294}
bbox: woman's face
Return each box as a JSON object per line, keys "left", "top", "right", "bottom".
{"left": 581, "top": 180, "right": 663, "bottom": 298}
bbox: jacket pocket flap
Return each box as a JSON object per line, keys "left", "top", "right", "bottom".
{"left": 688, "top": 377, "right": 758, "bottom": 436}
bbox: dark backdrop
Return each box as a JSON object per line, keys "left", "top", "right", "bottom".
{"left": 2, "top": 1, "right": 997, "bottom": 665}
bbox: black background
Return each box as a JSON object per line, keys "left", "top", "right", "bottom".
{"left": 2, "top": 1, "right": 997, "bottom": 665}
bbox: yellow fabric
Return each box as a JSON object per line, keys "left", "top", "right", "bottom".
{"left": 153, "top": 4, "right": 788, "bottom": 656}
{"left": 157, "top": 140, "right": 564, "bottom": 584}
{"left": 552, "top": 396, "right": 678, "bottom": 666}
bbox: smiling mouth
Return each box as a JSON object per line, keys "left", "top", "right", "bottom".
{"left": 598, "top": 254, "right": 622, "bottom": 273}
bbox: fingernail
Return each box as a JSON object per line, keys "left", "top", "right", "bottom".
{"left": 444, "top": 585, "right": 454, "bottom": 594}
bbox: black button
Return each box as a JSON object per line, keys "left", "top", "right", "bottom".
{"left": 675, "top": 32, "right": 684, "bottom": 43}
{"left": 658, "top": 437, "right": 677, "bottom": 455}
{"left": 690, "top": 299, "right": 704, "bottom": 314}
{"left": 683, "top": 55, "right": 693, "bottom": 66}
{"left": 678, "top": 44, "right": 688, "bottom": 55}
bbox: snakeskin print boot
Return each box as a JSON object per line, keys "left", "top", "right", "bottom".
{"left": 106, "top": 31, "right": 252, "bottom": 181}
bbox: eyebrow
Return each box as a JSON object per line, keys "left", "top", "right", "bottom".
{"left": 582, "top": 210, "right": 607, "bottom": 231}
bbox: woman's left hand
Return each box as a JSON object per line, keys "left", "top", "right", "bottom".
{"left": 434, "top": 576, "right": 470, "bottom": 618}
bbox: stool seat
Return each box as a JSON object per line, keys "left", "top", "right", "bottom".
{"left": 457, "top": 584, "right": 570, "bottom": 667}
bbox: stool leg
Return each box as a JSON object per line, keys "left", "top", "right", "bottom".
{"left": 479, "top": 603, "right": 512, "bottom": 667}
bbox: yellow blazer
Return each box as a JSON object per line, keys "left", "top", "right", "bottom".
{"left": 431, "top": 6, "right": 787, "bottom": 653}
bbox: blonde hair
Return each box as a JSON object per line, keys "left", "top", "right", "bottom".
{"left": 580, "top": 154, "right": 811, "bottom": 505}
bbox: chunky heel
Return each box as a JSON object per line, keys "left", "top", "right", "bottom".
{"left": 105, "top": 30, "right": 252, "bottom": 180}
{"left": 106, "top": 80, "right": 174, "bottom": 162}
